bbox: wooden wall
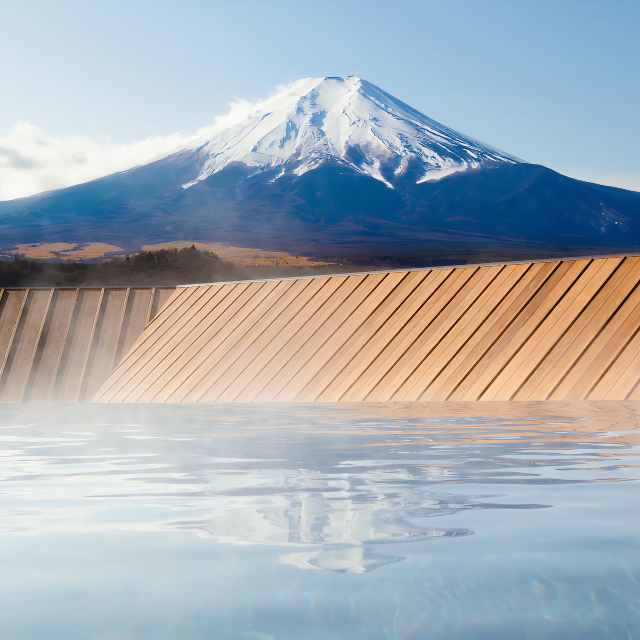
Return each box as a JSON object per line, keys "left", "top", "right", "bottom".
{"left": 94, "top": 256, "right": 640, "bottom": 403}
{"left": 0, "top": 287, "right": 175, "bottom": 403}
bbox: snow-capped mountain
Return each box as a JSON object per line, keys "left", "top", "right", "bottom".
{"left": 1, "top": 76, "right": 638, "bottom": 264}
{"left": 176, "top": 76, "right": 520, "bottom": 190}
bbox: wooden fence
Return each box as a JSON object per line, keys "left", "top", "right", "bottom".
{"left": 94, "top": 257, "right": 640, "bottom": 403}
{"left": 0, "top": 287, "right": 174, "bottom": 403}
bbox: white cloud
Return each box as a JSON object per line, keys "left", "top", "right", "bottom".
{"left": 0, "top": 99, "right": 260, "bottom": 201}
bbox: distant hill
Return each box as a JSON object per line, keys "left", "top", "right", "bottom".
{"left": 0, "top": 248, "right": 243, "bottom": 287}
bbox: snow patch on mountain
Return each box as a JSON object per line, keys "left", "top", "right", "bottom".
{"left": 180, "top": 76, "right": 522, "bottom": 190}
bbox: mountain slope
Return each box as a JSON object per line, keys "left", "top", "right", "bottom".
{"left": 1, "top": 76, "right": 638, "bottom": 264}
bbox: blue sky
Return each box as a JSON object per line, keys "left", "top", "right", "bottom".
{"left": 1, "top": 0, "right": 638, "bottom": 198}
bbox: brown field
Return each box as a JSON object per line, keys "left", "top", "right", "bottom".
{"left": 9, "top": 242, "right": 126, "bottom": 260}
{"left": 141, "top": 241, "right": 335, "bottom": 267}
{"left": 6, "top": 241, "right": 334, "bottom": 267}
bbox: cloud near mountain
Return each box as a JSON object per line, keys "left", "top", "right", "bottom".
{"left": 0, "top": 98, "right": 263, "bottom": 201}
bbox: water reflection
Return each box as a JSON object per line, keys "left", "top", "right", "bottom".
{"left": 1, "top": 402, "right": 637, "bottom": 575}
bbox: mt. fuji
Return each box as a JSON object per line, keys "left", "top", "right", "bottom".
{"left": 174, "top": 76, "right": 519, "bottom": 190}
{"left": 1, "top": 76, "right": 638, "bottom": 264}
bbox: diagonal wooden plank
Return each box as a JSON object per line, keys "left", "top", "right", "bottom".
{"left": 363, "top": 267, "right": 479, "bottom": 402}
{"left": 53, "top": 289, "right": 104, "bottom": 403}
{"left": 296, "top": 271, "right": 411, "bottom": 402}
{"left": 340, "top": 269, "right": 460, "bottom": 402}
{"left": 482, "top": 258, "right": 621, "bottom": 400}
{"left": 434, "top": 262, "right": 553, "bottom": 401}
{"left": 96, "top": 285, "right": 229, "bottom": 402}
{"left": 182, "top": 279, "right": 308, "bottom": 402}
{"left": 0, "top": 289, "right": 28, "bottom": 379}
{"left": 28, "top": 290, "right": 78, "bottom": 402}
{"left": 515, "top": 257, "right": 640, "bottom": 400}
{"left": 410, "top": 264, "right": 530, "bottom": 401}
{"left": 80, "top": 289, "right": 129, "bottom": 402}
{"left": 607, "top": 347, "right": 640, "bottom": 400}
{"left": 589, "top": 329, "right": 640, "bottom": 400}
{"left": 113, "top": 288, "right": 155, "bottom": 367}
{"left": 112, "top": 282, "right": 259, "bottom": 402}
{"left": 131, "top": 287, "right": 190, "bottom": 337}
{"left": 551, "top": 290, "right": 640, "bottom": 400}
{"left": 138, "top": 281, "right": 279, "bottom": 403}
{"left": 390, "top": 266, "right": 505, "bottom": 401}
{"left": 149, "top": 288, "right": 176, "bottom": 322}
{"left": 149, "top": 286, "right": 187, "bottom": 324}
{"left": 253, "top": 276, "right": 370, "bottom": 402}
{"left": 316, "top": 271, "right": 430, "bottom": 402}
{"left": 339, "top": 268, "right": 458, "bottom": 402}
{"left": 0, "top": 290, "right": 53, "bottom": 404}
{"left": 88, "top": 255, "right": 637, "bottom": 404}
{"left": 169, "top": 280, "right": 299, "bottom": 403}
{"left": 203, "top": 276, "right": 331, "bottom": 403}
{"left": 109, "top": 286, "right": 199, "bottom": 373}
{"left": 627, "top": 379, "right": 640, "bottom": 400}
{"left": 115, "top": 286, "right": 242, "bottom": 402}
{"left": 275, "top": 274, "right": 389, "bottom": 402}
{"left": 244, "top": 276, "right": 358, "bottom": 402}
{"left": 450, "top": 260, "right": 584, "bottom": 401}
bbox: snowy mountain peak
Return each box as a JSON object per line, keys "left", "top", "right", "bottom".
{"left": 181, "top": 76, "right": 522, "bottom": 189}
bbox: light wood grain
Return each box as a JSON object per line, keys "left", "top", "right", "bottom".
{"left": 110, "top": 286, "right": 198, "bottom": 373}
{"left": 515, "top": 257, "right": 640, "bottom": 400}
{"left": 97, "top": 286, "right": 228, "bottom": 402}
{"left": 252, "top": 275, "right": 369, "bottom": 402}
{"left": 276, "top": 274, "right": 389, "bottom": 402}
{"left": 80, "top": 289, "right": 129, "bottom": 402}
{"left": 233, "top": 276, "right": 344, "bottom": 402}
{"left": 393, "top": 266, "right": 507, "bottom": 401}
{"left": 440, "top": 262, "right": 555, "bottom": 400}
{"left": 53, "top": 289, "right": 103, "bottom": 403}
{"left": 116, "top": 283, "right": 256, "bottom": 402}
{"left": 317, "top": 271, "right": 430, "bottom": 402}
{"left": 174, "top": 280, "right": 299, "bottom": 403}
{"left": 627, "top": 379, "right": 640, "bottom": 400}
{"left": 90, "top": 256, "right": 640, "bottom": 404}
{"left": 246, "top": 276, "right": 357, "bottom": 402}
{"left": 452, "top": 260, "right": 584, "bottom": 400}
{"left": 29, "top": 290, "right": 78, "bottom": 402}
{"left": 295, "top": 271, "right": 410, "bottom": 402}
{"left": 142, "top": 282, "right": 278, "bottom": 403}
{"left": 150, "top": 288, "right": 176, "bottom": 321}
{"left": 0, "top": 290, "right": 28, "bottom": 379}
{"left": 551, "top": 290, "right": 640, "bottom": 400}
{"left": 204, "top": 276, "right": 330, "bottom": 403}
{"left": 410, "top": 264, "right": 529, "bottom": 401}
{"left": 113, "top": 289, "right": 154, "bottom": 368}
{"left": 338, "top": 269, "right": 454, "bottom": 402}
{"left": 1, "top": 290, "right": 53, "bottom": 403}
{"left": 483, "top": 258, "right": 621, "bottom": 400}
{"left": 607, "top": 345, "right": 640, "bottom": 400}
{"left": 184, "top": 279, "right": 308, "bottom": 402}
{"left": 589, "top": 329, "right": 640, "bottom": 400}
{"left": 364, "top": 267, "right": 478, "bottom": 402}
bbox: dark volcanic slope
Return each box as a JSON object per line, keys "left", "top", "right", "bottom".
{"left": 1, "top": 156, "right": 638, "bottom": 264}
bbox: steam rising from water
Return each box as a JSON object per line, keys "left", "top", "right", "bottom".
{"left": 2, "top": 402, "right": 637, "bottom": 574}
{"left": 1, "top": 402, "right": 638, "bottom": 640}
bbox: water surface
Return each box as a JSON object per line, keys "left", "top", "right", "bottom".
{"left": 1, "top": 402, "right": 639, "bottom": 639}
